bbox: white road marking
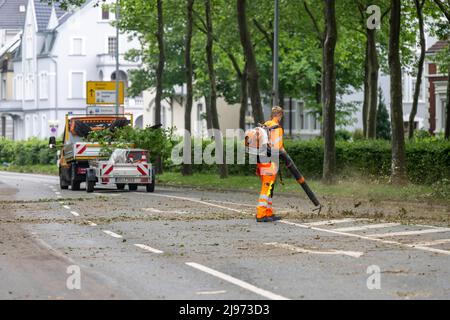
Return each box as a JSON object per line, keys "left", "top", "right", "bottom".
{"left": 186, "top": 262, "right": 289, "bottom": 300}
{"left": 332, "top": 223, "right": 400, "bottom": 232}
{"left": 86, "top": 220, "right": 97, "bottom": 226}
{"left": 149, "top": 197, "right": 450, "bottom": 256}
{"left": 196, "top": 290, "right": 227, "bottom": 295}
{"left": 206, "top": 199, "right": 255, "bottom": 208}
{"left": 149, "top": 194, "right": 250, "bottom": 215}
{"left": 280, "top": 220, "right": 450, "bottom": 256}
{"left": 102, "top": 230, "right": 123, "bottom": 239}
{"left": 62, "top": 205, "right": 71, "bottom": 210}
{"left": 265, "top": 242, "right": 363, "bottom": 258}
{"left": 70, "top": 211, "right": 80, "bottom": 217}
{"left": 134, "top": 244, "right": 164, "bottom": 254}
{"left": 142, "top": 208, "right": 164, "bottom": 213}
{"left": 367, "top": 228, "right": 450, "bottom": 238}
{"left": 55, "top": 192, "right": 61, "bottom": 195}
{"left": 412, "top": 239, "right": 450, "bottom": 247}
{"left": 304, "top": 218, "right": 368, "bottom": 226}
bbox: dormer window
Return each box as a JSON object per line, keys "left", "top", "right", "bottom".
{"left": 102, "top": 5, "right": 110, "bottom": 20}
{"left": 19, "top": 5, "right": 26, "bottom": 13}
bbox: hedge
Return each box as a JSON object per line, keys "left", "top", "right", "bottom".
{"left": 169, "top": 138, "right": 450, "bottom": 185}
{"left": 0, "top": 138, "right": 57, "bottom": 166}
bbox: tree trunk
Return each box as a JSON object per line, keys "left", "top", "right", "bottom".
{"left": 236, "top": 0, "right": 264, "bottom": 125}
{"left": 205, "top": 95, "right": 213, "bottom": 131}
{"left": 322, "top": 0, "right": 337, "bottom": 184}
{"left": 366, "top": 28, "right": 379, "bottom": 139}
{"left": 205, "top": 0, "right": 228, "bottom": 178}
{"left": 445, "top": 66, "right": 450, "bottom": 139}
{"left": 239, "top": 63, "right": 248, "bottom": 132}
{"left": 182, "top": 0, "right": 194, "bottom": 176}
{"left": 154, "top": 0, "right": 165, "bottom": 174}
{"left": 408, "top": 0, "right": 426, "bottom": 140}
{"left": 389, "top": 0, "right": 408, "bottom": 184}
{"left": 362, "top": 41, "right": 369, "bottom": 138}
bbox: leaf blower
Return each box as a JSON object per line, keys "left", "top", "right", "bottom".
{"left": 245, "top": 125, "right": 322, "bottom": 213}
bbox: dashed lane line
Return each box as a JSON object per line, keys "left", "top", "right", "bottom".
{"left": 265, "top": 242, "right": 364, "bottom": 258}
{"left": 148, "top": 194, "right": 250, "bottom": 215}
{"left": 134, "top": 244, "right": 164, "bottom": 254}
{"left": 62, "top": 205, "right": 71, "bottom": 210}
{"left": 332, "top": 222, "right": 400, "bottom": 232}
{"left": 186, "top": 262, "right": 289, "bottom": 300}
{"left": 196, "top": 290, "right": 227, "bottom": 295}
{"left": 102, "top": 230, "right": 123, "bottom": 239}
{"left": 70, "top": 211, "right": 80, "bottom": 217}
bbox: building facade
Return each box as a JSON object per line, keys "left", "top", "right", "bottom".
{"left": 0, "top": 0, "right": 143, "bottom": 140}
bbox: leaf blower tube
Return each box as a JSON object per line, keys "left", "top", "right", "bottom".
{"left": 278, "top": 150, "right": 321, "bottom": 209}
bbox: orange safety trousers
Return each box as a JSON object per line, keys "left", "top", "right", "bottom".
{"left": 256, "top": 162, "right": 277, "bottom": 219}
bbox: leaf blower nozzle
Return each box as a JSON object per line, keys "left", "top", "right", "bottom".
{"left": 278, "top": 150, "right": 322, "bottom": 211}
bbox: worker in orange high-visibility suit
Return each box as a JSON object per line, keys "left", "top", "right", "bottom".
{"left": 256, "top": 106, "right": 285, "bottom": 223}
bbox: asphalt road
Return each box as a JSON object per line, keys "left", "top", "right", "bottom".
{"left": 1, "top": 171, "right": 450, "bottom": 300}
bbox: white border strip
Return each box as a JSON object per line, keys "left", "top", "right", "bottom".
{"left": 186, "top": 262, "right": 289, "bottom": 300}
{"left": 332, "top": 223, "right": 400, "bottom": 232}
{"left": 265, "top": 242, "right": 363, "bottom": 258}
{"left": 134, "top": 243, "right": 164, "bottom": 254}
{"left": 102, "top": 230, "right": 123, "bottom": 239}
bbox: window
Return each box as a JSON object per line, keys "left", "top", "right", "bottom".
{"left": 1, "top": 78, "right": 6, "bottom": 100}
{"left": 19, "top": 5, "right": 26, "bottom": 13}
{"left": 70, "top": 71, "right": 84, "bottom": 99}
{"left": 71, "top": 37, "right": 84, "bottom": 55}
{"left": 15, "top": 74, "right": 23, "bottom": 100}
{"left": 102, "top": 5, "right": 110, "bottom": 20}
{"left": 41, "top": 115, "right": 47, "bottom": 138}
{"left": 108, "top": 36, "right": 117, "bottom": 56}
{"left": 25, "top": 74, "right": 34, "bottom": 100}
{"left": 39, "top": 72, "right": 48, "bottom": 100}
{"left": 26, "top": 35, "right": 33, "bottom": 59}
{"left": 443, "top": 100, "right": 447, "bottom": 130}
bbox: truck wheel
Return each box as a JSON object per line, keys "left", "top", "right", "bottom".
{"left": 86, "top": 180, "right": 95, "bottom": 193}
{"left": 59, "top": 168, "right": 69, "bottom": 190}
{"left": 116, "top": 184, "right": 125, "bottom": 190}
{"left": 128, "top": 184, "right": 138, "bottom": 191}
{"left": 146, "top": 170, "right": 155, "bottom": 193}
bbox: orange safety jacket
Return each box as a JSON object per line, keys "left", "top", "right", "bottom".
{"left": 256, "top": 119, "right": 284, "bottom": 176}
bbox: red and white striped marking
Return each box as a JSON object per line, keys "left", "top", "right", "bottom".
{"left": 75, "top": 143, "right": 87, "bottom": 156}
{"left": 137, "top": 164, "right": 149, "bottom": 176}
{"left": 102, "top": 164, "right": 114, "bottom": 176}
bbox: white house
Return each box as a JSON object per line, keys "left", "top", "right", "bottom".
{"left": 0, "top": 0, "right": 28, "bottom": 139}
{"left": 0, "top": 0, "right": 143, "bottom": 140}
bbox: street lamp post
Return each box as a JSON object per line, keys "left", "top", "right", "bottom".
{"left": 115, "top": 0, "right": 120, "bottom": 115}
{"left": 272, "top": 0, "right": 279, "bottom": 107}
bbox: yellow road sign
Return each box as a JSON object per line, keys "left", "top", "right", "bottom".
{"left": 86, "top": 81, "right": 124, "bottom": 105}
